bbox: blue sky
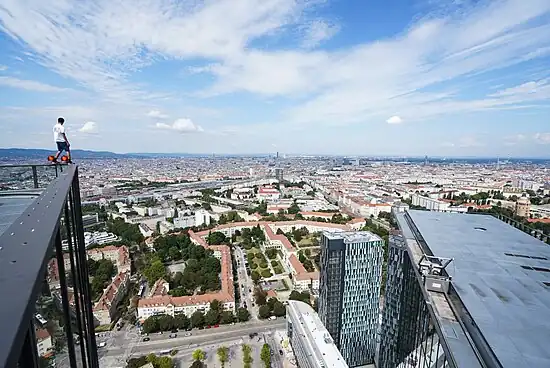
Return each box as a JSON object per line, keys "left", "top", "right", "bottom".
{"left": 1, "top": 0, "right": 550, "bottom": 157}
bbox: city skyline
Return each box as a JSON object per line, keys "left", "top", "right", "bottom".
{"left": 1, "top": 0, "right": 550, "bottom": 156}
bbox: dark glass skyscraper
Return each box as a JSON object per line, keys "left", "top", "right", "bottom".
{"left": 379, "top": 210, "right": 550, "bottom": 368}
{"left": 318, "top": 231, "right": 383, "bottom": 367}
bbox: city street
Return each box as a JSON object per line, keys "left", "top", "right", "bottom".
{"left": 234, "top": 245, "right": 259, "bottom": 319}
{"left": 98, "top": 319, "right": 286, "bottom": 366}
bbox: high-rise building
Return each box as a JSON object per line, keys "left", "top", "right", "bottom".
{"left": 318, "top": 231, "right": 383, "bottom": 367}
{"left": 287, "top": 300, "right": 349, "bottom": 368}
{"left": 379, "top": 210, "right": 550, "bottom": 368}
{"left": 275, "top": 167, "right": 283, "bottom": 182}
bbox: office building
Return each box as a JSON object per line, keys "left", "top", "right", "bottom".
{"left": 318, "top": 231, "right": 383, "bottom": 367}
{"left": 379, "top": 210, "right": 550, "bottom": 368}
{"left": 0, "top": 164, "right": 99, "bottom": 368}
{"left": 287, "top": 300, "right": 349, "bottom": 368}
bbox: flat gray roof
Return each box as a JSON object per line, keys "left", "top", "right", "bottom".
{"left": 323, "top": 230, "right": 382, "bottom": 243}
{"left": 0, "top": 192, "right": 40, "bottom": 237}
{"left": 407, "top": 210, "right": 550, "bottom": 368}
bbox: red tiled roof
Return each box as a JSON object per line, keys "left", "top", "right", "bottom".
{"left": 528, "top": 218, "right": 550, "bottom": 224}
{"left": 35, "top": 328, "right": 50, "bottom": 341}
{"left": 138, "top": 244, "right": 233, "bottom": 309}
{"left": 289, "top": 254, "right": 307, "bottom": 274}
{"left": 299, "top": 211, "right": 333, "bottom": 217}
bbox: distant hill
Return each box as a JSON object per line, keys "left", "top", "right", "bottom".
{"left": 0, "top": 148, "right": 125, "bottom": 159}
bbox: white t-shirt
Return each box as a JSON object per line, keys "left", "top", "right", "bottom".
{"left": 53, "top": 123, "right": 65, "bottom": 142}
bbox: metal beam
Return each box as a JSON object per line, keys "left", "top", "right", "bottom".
{"left": 0, "top": 165, "right": 77, "bottom": 368}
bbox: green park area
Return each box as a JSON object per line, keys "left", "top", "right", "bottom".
{"left": 247, "top": 249, "right": 273, "bottom": 279}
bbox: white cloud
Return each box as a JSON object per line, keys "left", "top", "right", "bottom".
{"left": 0, "top": 65, "right": 7, "bottom": 71}
{"left": 0, "top": 0, "right": 549, "bottom": 131}
{"left": 301, "top": 20, "right": 339, "bottom": 49}
{"left": 533, "top": 133, "right": 550, "bottom": 144}
{"left": 0, "top": 76, "right": 66, "bottom": 92}
{"left": 147, "top": 110, "right": 169, "bottom": 119}
{"left": 386, "top": 116, "right": 403, "bottom": 124}
{"left": 79, "top": 121, "right": 98, "bottom": 133}
{"left": 155, "top": 118, "right": 204, "bottom": 133}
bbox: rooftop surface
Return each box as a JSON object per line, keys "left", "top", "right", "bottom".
{"left": 323, "top": 230, "right": 382, "bottom": 243}
{"left": 0, "top": 192, "right": 40, "bottom": 237}
{"left": 407, "top": 210, "right": 550, "bottom": 368}
{"left": 287, "top": 300, "right": 349, "bottom": 368}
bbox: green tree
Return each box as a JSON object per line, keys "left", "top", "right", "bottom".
{"left": 142, "top": 316, "right": 160, "bottom": 333}
{"left": 254, "top": 287, "right": 268, "bottom": 305}
{"left": 157, "top": 356, "right": 174, "bottom": 368}
{"left": 189, "top": 361, "right": 204, "bottom": 368}
{"left": 298, "top": 250, "right": 306, "bottom": 263}
{"left": 260, "top": 344, "right": 272, "bottom": 368}
{"left": 143, "top": 258, "right": 166, "bottom": 284}
{"left": 192, "top": 349, "right": 206, "bottom": 362}
{"left": 251, "top": 270, "right": 261, "bottom": 283}
{"left": 205, "top": 308, "right": 219, "bottom": 326}
{"left": 220, "top": 310, "right": 235, "bottom": 324}
{"left": 191, "top": 311, "right": 205, "bottom": 328}
{"left": 287, "top": 202, "right": 300, "bottom": 214}
{"left": 174, "top": 313, "right": 190, "bottom": 330}
{"left": 273, "top": 301, "right": 286, "bottom": 317}
{"left": 207, "top": 231, "right": 228, "bottom": 245}
{"left": 237, "top": 307, "right": 250, "bottom": 322}
{"left": 217, "top": 346, "right": 229, "bottom": 368}
{"left": 259, "top": 305, "right": 271, "bottom": 319}
{"left": 242, "top": 344, "right": 253, "bottom": 368}
{"left": 127, "top": 356, "right": 148, "bottom": 368}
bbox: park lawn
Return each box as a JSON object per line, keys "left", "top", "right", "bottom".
{"left": 298, "top": 236, "right": 318, "bottom": 247}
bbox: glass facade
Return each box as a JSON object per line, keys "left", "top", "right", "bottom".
{"left": 379, "top": 234, "right": 453, "bottom": 368}
{"left": 319, "top": 231, "right": 383, "bottom": 367}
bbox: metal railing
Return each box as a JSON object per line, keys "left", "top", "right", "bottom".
{"left": 0, "top": 164, "right": 99, "bottom": 368}
{"left": 0, "top": 163, "right": 69, "bottom": 191}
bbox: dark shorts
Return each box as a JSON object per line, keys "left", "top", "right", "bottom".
{"left": 56, "top": 142, "right": 69, "bottom": 151}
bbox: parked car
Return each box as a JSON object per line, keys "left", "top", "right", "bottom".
{"left": 142, "top": 337, "right": 150, "bottom": 342}
{"left": 279, "top": 350, "right": 283, "bottom": 356}
{"left": 169, "top": 333, "right": 177, "bottom": 338}
{"left": 185, "top": 332, "right": 192, "bottom": 337}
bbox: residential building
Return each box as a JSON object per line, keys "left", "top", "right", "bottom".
{"left": 93, "top": 271, "right": 130, "bottom": 325}
{"left": 138, "top": 244, "right": 234, "bottom": 321}
{"left": 379, "top": 210, "right": 550, "bottom": 368}
{"left": 195, "top": 209, "right": 211, "bottom": 226}
{"left": 174, "top": 215, "right": 195, "bottom": 229}
{"left": 257, "top": 185, "right": 281, "bottom": 201}
{"left": 287, "top": 300, "right": 348, "bottom": 368}
{"left": 411, "top": 193, "right": 468, "bottom": 213}
{"left": 87, "top": 245, "right": 131, "bottom": 273}
{"left": 318, "top": 231, "right": 383, "bottom": 367}
{"left": 82, "top": 213, "right": 99, "bottom": 227}
{"left": 516, "top": 193, "right": 531, "bottom": 218}
{"left": 35, "top": 328, "right": 54, "bottom": 358}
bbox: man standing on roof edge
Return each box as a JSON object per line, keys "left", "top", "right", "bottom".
{"left": 53, "top": 117, "right": 71, "bottom": 162}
